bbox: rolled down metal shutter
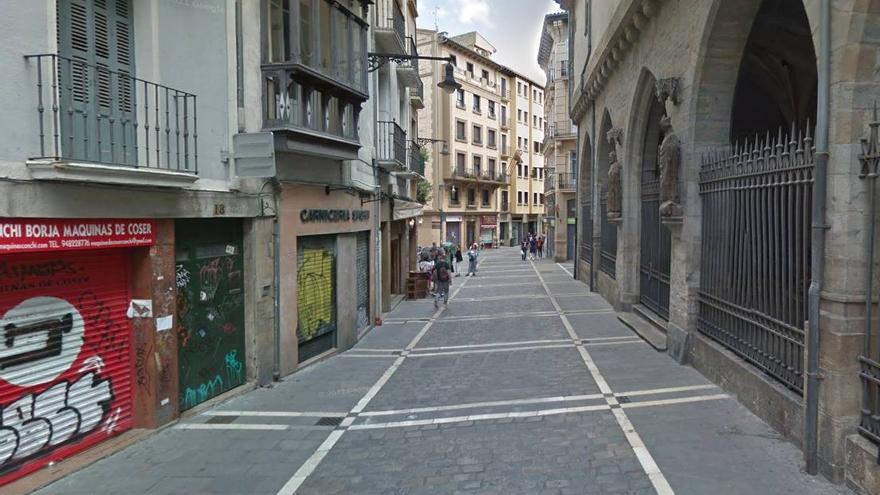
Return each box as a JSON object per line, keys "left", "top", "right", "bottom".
{"left": 0, "top": 250, "right": 132, "bottom": 485}
{"left": 297, "top": 236, "right": 337, "bottom": 361}
{"left": 356, "top": 232, "right": 370, "bottom": 331}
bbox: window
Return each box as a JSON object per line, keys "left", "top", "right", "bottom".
{"left": 524, "top": 111, "right": 528, "bottom": 122}
{"left": 502, "top": 190, "right": 509, "bottom": 207}
{"left": 450, "top": 186, "right": 459, "bottom": 203}
{"left": 501, "top": 134, "right": 508, "bottom": 150}
{"left": 517, "top": 137, "right": 522, "bottom": 148}
{"left": 456, "top": 120, "right": 466, "bottom": 141}
{"left": 533, "top": 115, "right": 538, "bottom": 127}
{"left": 524, "top": 164, "right": 529, "bottom": 177}
{"left": 517, "top": 164, "right": 522, "bottom": 177}
{"left": 517, "top": 109, "right": 522, "bottom": 122}
{"left": 466, "top": 62, "right": 474, "bottom": 76}
{"left": 524, "top": 138, "right": 529, "bottom": 150}
{"left": 488, "top": 100, "right": 496, "bottom": 118}
{"left": 533, "top": 89, "right": 537, "bottom": 100}
{"left": 517, "top": 82, "right": 522, "bottom": 95}
{"left": 482, "top": 189, "right": 490, "bottom": 206}
{"left": 456, "top": 152, "right": 466, "bottom": 174}
{"left": 534, "top": 192, "right": 539, "bottom": 205}
{"left": 517, "top": 191, "right": 523, "bottom": 204}
{"left": 481, "top": 69, "right": 489, "bottom": 81}
{"left": 456, "top": 89, "right": 465, "bottom": 108}
{"left": 450, "top": 54, "right": 457, "bottom": 66}
{"left": 540, "top": 193, "right": 545, "bottom": 204}
{"left": 472, "top": 125, "right": 482, "bottom": 145}
{"left": 534, "top": 141, "right": 541, "bottom": 154}
{"left": 570, "top": 151, "right": 579, "bottom": 174}
{"left": 473, "top": 155, "right": 482, "bottom": 175}
{"left": 488, "top": 129, "right": 497, "bottom": 148}
{"left": 501, "top": 106, "right": 507, "bottom": 121}
{"left": 473, "top": 94, "right": 481, "bottom": 113}
{"left": 488, "top": 158, "right": 497, "bottom": 177}
{"left": 269, "top": 0, "right": 290, "bottom": 62}
{"left": 468, "top": 188, "right": 476, "bottom": 205}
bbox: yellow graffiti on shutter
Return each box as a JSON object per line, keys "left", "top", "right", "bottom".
{"left": 297, "top": 248, "right": 333, "bottom": 340}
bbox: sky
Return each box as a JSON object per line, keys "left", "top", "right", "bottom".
{"left": 415, "top": 0, "right": 561, "bottom": 83}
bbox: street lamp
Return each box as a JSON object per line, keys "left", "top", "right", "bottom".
{"left": 367, "top": 53, "right": 461, "bottom": 94}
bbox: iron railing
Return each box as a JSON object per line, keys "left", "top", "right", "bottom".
{"left": 557, "top": 172, "right": 577, "bottom": 190}
{"left": 408, "top": 140, "right": 425, "bottom": 177}
{"left": 24, "top": 53, "right": 198, "bottom": 172}
{"left": 858, "top": 107, "right": 880, "bottom": 447}
{"left": 581, "top": 201, "right": 593, "bottom": 263}
{"left": 375, "top": 0, "right": 405, "bottom": 49}
{"left": 450, "top": 165, "right": 508, "bottom": 183}
{"left": 599, "top": 189, "right": 616, "bottom": 278}
{"left": 698, "top": 126, "right": 814, "bottom": 394}
{"left": 401, "top": 36, "right": 419, "bottom": 73}
{"left": 377, "top": 121, "right": 406, "bottom": 167}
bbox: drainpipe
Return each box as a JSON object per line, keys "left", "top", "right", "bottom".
{"left": 271, "top": 179, "right": 282, "bottom": 381}
{"left": 805, "top": 0, "right": 830, "bottom": 476}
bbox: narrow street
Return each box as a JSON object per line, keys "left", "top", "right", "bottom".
{"left": 36, "top": 248, "right": 850, "bottom": 495}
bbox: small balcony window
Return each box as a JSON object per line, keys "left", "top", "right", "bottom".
{"left": 482, "top": 189, "right": 490, "bottom": 206}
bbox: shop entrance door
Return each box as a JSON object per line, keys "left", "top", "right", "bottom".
{"left": 297, "top": 235, "right": 337, "bottom": 362}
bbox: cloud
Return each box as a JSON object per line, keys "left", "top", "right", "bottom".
{"left": 454, "top": 0, "right": 491, "bottom": 25}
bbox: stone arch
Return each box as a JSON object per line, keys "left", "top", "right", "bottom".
{"left": 596, "top": 110, "right": 617, "bottom": 280}
{"left": 578, "top": 132, "right": 594, "bottom": 270}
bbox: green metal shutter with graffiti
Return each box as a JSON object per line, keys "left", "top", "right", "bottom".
{"left": 297, "top": 235, "right": 337, "bottom": 362}
{"left": 356, "top": 231, "right": 370, "bottom": 331}
{"left": 175, "top": 220, "right": 246, "bottom": 411}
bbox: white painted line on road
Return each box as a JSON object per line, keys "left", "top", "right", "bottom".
{"left": 339, "top": 353, "right": 400, "bottom": 359}
{"left": 454, "top": 294, "right": 550, "bottom": 301}
{"left": 176, "top": 423, "right": 289, "bottom": 431}
{"left": 408, "top": 343, "right": 574, "bottom": 357}
{"left": 203, "top": 411, "right": 347, "bottom": 418}
{"left": 349, "top": 403, "right": 611, "bottom": 430}
{"left": 359, "top": 393, "right": 606, "bottom": 417}
{"left": 616, "top": 384, "right": 718, "bottom": 398}
{"left": 437, "top": 311, "right": 559, "bottom": 321}
{"left": 621, "top": 394, "right": 730, "bottom": 409}
{"left": 414, "top": 338, "right": 571, "bottom": 351}
{"left": 556, "top": 263, "right": 575, "bottom": 278}
{"left": 277, "top": 430, "right": 345, "bottom": 495}
{"left": 529, "top": 260, "right": 676, "bottom": 495}
{"left": 350, "top": 356, "right": 406, "bottom": 414}
{"left": 349, "top": 348, "right": 403, "bottom": 352}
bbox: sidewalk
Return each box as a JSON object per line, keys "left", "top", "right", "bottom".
{"left": 34, "top": 248, "right": 851, "bottom": 495}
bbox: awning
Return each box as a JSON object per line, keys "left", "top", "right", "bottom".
{"left": 393, "top": 199, "right": 424, "bottom": 220}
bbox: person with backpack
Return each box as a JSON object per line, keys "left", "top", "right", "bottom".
{"left": 521, "top": 237, "right": 528, "bottom": 261}
{"left": 467, "top": 243, "right": 479, "bottom": 276}
{"left": 454, "top": 246, "right": 463, "bottom": 276}
{"left": 529, "top": 235, "right": 537, "bottom": 261}
{"left": 432, "top": 249, "right": 452, "bottom": 308}
{"left": 537, "top": 235, "right": 544, "bottom": 259}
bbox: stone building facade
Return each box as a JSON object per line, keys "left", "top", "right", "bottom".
{"left": 557, "top": 0, "right": 880, "bottom": 493}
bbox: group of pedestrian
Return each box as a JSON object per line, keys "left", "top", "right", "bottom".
{"left": 419, "top": 242, "right": 480, "bottom": 308}
{"left": 520, "top": 233, "right": 545, "bottom": 261}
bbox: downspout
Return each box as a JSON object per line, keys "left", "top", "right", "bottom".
{"left": 372, "top": 27, "right": 383, "bottom": 323}
{"left": 805, "top": 0, "right": 830, "bottom": 476}
{"left": 272, "top": 181, "right": 281, "bottom": 381}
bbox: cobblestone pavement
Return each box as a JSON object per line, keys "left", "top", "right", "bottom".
{"left": 35, "top": 249, "right": 852, "bottom": 495}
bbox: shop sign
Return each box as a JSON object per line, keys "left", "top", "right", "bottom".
{"left": 567, "top": 218, "right": 577, "bottom": 225}
{"left": 480, "top": 215, "right": 497, "bottom": 227}
{"left": 445, "top": 215, "right": 462, "bottom": 223}
{"left": 0, "top": 219, "right": 155, "bottom": 254}
{"left": 300, "top": 209, "right": 370, "bottom": 223}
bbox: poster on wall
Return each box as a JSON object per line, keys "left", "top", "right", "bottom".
{"left": 0, "top": 250, "right": 133, "bottom": 485}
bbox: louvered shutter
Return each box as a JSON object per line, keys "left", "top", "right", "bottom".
{"left": 58, "top": 0, "right": 135, "bottom": 164}
{"left": 356, "top": 232, "right": 370, "bottom": 331}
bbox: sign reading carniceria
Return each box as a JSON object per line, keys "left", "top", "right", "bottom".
{"left": 300, "top": 209, "right": 370, "bottom": 223}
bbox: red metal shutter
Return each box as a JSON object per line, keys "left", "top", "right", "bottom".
{"left": 0, "top": 250, "right": 133, "bottom": 485}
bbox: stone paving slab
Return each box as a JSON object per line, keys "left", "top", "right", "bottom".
{"left": 364, "top": 347, "right": 600, "bottom": 410}
{"left": 566, "top": 312, "right": 636, "bottom": 339}
{"left": 298, "top": 412, "right": 654, "bottom": 495}
{"left": 439, "top": 297, "right": 556, "bottom": 318}
{"left": 357, "top": 321, "right": 428, "bottom": 349}
{"left": 586, "top": 337, "right": 711, "bottom": 391}
{"left": 415, "top": 314, "right": 570, "bottom": 348}
{"left": 554, "top": 294, "right": 614, "bottom": 312}
{"left": 454, "top": 283, "right": 547, "bottom": 298}
{"left": 626, "top": 400, "right": 851, "bottom": 495}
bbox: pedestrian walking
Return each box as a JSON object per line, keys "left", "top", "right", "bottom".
{"left": 455, "top": 246, "right": 463, "bottom": 276}
{"left": 521, "top": 238, "right": 528, "bottom": 261}
{"left": 467, "top": 243, "right": 479, "bottom": 276}
{"left": 432, "top": 249, "right": 452, "bottom": 308}
{"left": 529, "top": 235, "right": 537, "bottom": 261}
{"left": 537, "top": 235, "right": 544, "bottom": 259}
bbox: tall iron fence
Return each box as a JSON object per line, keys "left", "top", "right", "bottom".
{"left": 698, "top": 126, "right": 814, "bottom": 394}
{"left": 25, "top": 53, "right": 198, "bottom": 172}
{"left": 858, "top": 108, "right": 880, "bottom": 447}
{"left": 599, "top": 189, "right": 617, "bottom": 278}
{"left": 581, "top": 201, "right": 593, "bottom": 263}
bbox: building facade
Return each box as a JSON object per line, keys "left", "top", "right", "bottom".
{"left": 0, "top": 0, "right": 423, "bottom": 487}
{"left": 539, "top": 12, "right": 578, "bottom": 261}
{"left": 416, "top": 30, "right": 544, "bottom": 249}
{"left": 558, "top": 0, "right": 880, "bottom": 492}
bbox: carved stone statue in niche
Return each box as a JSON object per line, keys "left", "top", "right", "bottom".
{"left": 658, "top": 116, "right": 682, "bottom": 219}
{"left": 607, "top": 150, "right": 622, "bottom": 222}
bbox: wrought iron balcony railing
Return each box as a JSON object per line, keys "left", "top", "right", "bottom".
{"left": 374, "top": 0, "right": 406, "bottom": 54}
{"left": 449, "top": 165, "right": 508, "bottom": 184}
{"left": 377, "top": 120, "right": 407, "bottom": 169}
{"left": 556, "top": 172, "right": 577, "bottom": 191}
{"left": 25, "top": 53, "right": 198, "bottom": 173}
{"left": 408, "top": 140, "right": 425, "bottom": 177}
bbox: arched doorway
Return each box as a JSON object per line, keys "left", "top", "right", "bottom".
{"left": 579, "top": 135, "right": 593, "bottom": 269}
{"left": 639, "top": 89, "right": 671, "bottom": 319}
{"left": 597, "top": 112, "right": 617, "bottom": 279}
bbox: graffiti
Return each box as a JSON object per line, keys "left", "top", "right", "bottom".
{"left": 101, "top": 407, "right": 121, "bottom": 434}
{"left": 78, "top": 356, "right": 105, "bottom": 374}
{"left": 0, "top": 297, "right": 85, "bottom": 387}
{"left": 175, "top": 264, "right": 191, "bottom": 289}
{"left": 199, "top": 258, "right": 222, "bottom": 303}
{"left": 78, "top": 292, "right": 126, "bottom": 355}
{"left": 135, "top": 343, "right": 152, "bottom": 390}
{"left": 180, "top": 375, "right": 223, "bottom": 410}
{"left": 224, "top": 350, "right": 243, "bottom": 384}
{"left": 221, "top": 322, "right": 237, "bottom": 335}
{"left": 297, "top": 249, "right": 334, "bottom": 341}
{"left": 0, "top": 371, "right": 112, "bottom": 465}
{"left": 0, "top": 260, "right": 82, "bottom": 283}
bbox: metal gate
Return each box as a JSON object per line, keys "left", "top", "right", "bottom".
{"left": 175, "top": 220, "right": 246, "bottom": 411}
{"left": 0, "top": 250, "right": 133, "bottom": 484}
{"left": 599, "top": 188, "right": 617, "bottom": 278}
{"left": 297, "top": 235, "right": 337, "bottom": 362}
{"left": 697, "top": 128, "right": 813, "bottom": 393}
{"left": 640, "top": 150, "right": 672, "bottom": 320}
{"left": 581, "top": 202, "right": 592, "bottom": 263}
{"left": 356, "top": 232, "right": 370, "bottom": 331}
